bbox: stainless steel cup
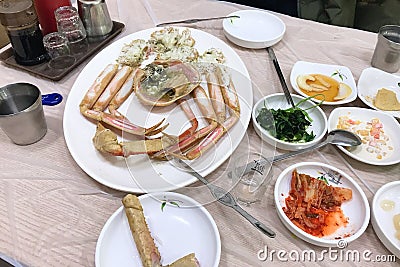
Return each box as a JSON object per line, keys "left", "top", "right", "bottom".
{"left": 77, "top": 0, "right": 113, "bottom": 37}
{"left": 371, "top": 25, "right": 400, "bottom": 73}
{"left": 0, "top": 83, "right": 62, "bottom": 145}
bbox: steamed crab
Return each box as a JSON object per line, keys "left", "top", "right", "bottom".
{"left": 79, "top": 27, "right": 240, "bottom": 160}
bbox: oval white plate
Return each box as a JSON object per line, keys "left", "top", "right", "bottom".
{"left": 252, "top": 93, "right": 327, "bottom": 151}
{"left": 95, "top": 192, "right": 221, "bottom": 267}
{"left": 358, "top": 67, "right": 400, "bottom": 118}
{"left": 289, "top": 61, "right": 357, "bottom": 105}
{"left": 63, "top": 27, "right": 252, "bottom": 193}
{"left": 274, "top": 162, "right": 370, "bottom": 247}
{"left": 223, "top": 10, "right": 285, "bottom": 49}
{"left": 328, "top": 107, "right": 400, "bottom": 165}
{"left": 371, "top": 181, "right": 400, "bottom": 259}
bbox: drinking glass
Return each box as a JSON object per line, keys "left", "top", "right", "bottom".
{"left": 54, "top": 6, "right": 88, "bottom": 54}
{"left": 43, "top": 32, "right": 76, "bottom": 69}
{"left": 231, "top": 152, "right": 273, "bottom": 206}
{"left": 371, "top": 25, "right": 400, "bottom": 73}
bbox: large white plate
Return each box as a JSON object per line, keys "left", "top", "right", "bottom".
{"left": 289, "top": 61, "right": 357, "bottom": 105}
{"left": 328, "top": 107, "right": 400, "bottom": 165}
{"left": 274, "top": 162, "right": 370, "bottom": 247}
{"left": 358, "top": 67, "right": 400, "bottom": 118}
{"left": 63, "top": 27, "right": 252, "bottom": 193}
{"left": 95, "top": 192, "right": 221, "bottom": 267}
{"left": 371, "top": 181, "right": 400, "bottom": 259}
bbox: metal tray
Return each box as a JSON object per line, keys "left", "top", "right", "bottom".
{"left": 0, "top": 21, "right": 125, "bottom": 81}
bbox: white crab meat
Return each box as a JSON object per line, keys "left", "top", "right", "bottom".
{"left": 117, "top": 39, "right": 149, "bottom": 67}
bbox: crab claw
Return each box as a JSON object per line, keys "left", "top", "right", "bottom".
{"left": 93, "top": 123, "right": 124, "bottom": 156}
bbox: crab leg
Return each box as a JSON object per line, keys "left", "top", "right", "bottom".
{"left": 175, "top": 98, "right": 198, "bottom": 142}
{"left": 93, "top": 123, "right": 172, "bottom": 157}
{"left": 153, "top": 86, "right": 218, "bottom": 159}
{"left": 81, "top": 65, "right": 167, "bottom": 136}
{"left": 108, "top": 68, "right": 139, "bottom": 115}
{"left": 93, "top": 65, "right": 133, "bottom": 111}
{"left": 79, "top": 63, "right": 118, "bottom": 113}
{"left": 184, "top": 77, "right": 240, "bottom": 160}
{"left": 122, "top": 194, "right": 161, "bottom": 267}
{"left": 206, "top": 71, "right": 226, "bottom": 123}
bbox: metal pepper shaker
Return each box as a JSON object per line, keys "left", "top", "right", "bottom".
{"left": 77, "top": 0, "right": 112, "bottom": 38}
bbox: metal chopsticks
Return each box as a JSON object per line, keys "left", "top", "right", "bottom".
{"left": 156, "top": 15, "right": 239, "bottom": 27}
{"left": 266, "top": 47, "right": 295, "bottom": 108}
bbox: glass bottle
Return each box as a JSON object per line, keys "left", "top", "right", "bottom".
{"left": 0, "top": 0, "right": 47, "bottom": 66}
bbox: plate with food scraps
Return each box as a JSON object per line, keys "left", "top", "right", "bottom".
{"left": 274, "top": 162, "right": 370, "bottom": 247}
{"left": 371, "top": 181, "right": 400, "bottom": 259}
{"left": 328, "top": 107, "right": 400, "bottom": 165}
{"left": 63, "top": 27, "right": 253, "bottom": 193}
{"left": 357, "top": 67, "right": 400, "bottom": 118}
{"left": 289, "top": 61, "right": 357, "bottom": 105}
{"left": 95, "top": 192, "right": 221, "bottom": 267}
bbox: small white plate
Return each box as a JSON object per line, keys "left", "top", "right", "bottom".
{"left": 274, "top": 162, "right": 370, "bottom": 247}
{"left": 95, "top": 192, "right": 221, "bottom": 267}
{"left": 252, "top": 93, "right": 327, "bottom": 151}
{"left": 223, "top": 10, "right": 285, "bottom": 49}
{"left": 358, "top": 67, "right": 400, "bottom": 118}
{"left": 371, "top": 181, "right": 400, "bottom": 259}
{"left": 290, "top": 61, "right": 357, "bottom": 105}
{"left": 328, "top": 107, "right": 400, "bottom": 165}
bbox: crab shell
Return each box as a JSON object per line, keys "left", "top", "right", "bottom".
{"left": 135, "top": 60, "right": 201, "bottom": 107}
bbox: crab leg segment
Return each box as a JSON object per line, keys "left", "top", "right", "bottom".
{"left": 79, "top": 64, "right": 118, "bottom": 113}
{"left": 206, "top": 71, "right": 226, "bottom": 123}
{"left": 122, "top": 194, "right": 161, "bottom": 267}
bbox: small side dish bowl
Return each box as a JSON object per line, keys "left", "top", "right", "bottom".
{"left": 252, "top": 93, "right": 327, "bottom": 151}
{"left": 357, "top": 67, "right": 400, "bottom": 119}
{"left": 274, "top": 162, "right": 370, "bottom": 247}
{"left": 289, "top": 61, "right": 357, "bottom": 105}
{"left": 371, "top": 181, "right": 400, "bottom": 259}
{"left": 328, "top": 107, "right": 400, "bottom": 165}
{"left": 223, "top": 10, "right": 285, "bottom": 49}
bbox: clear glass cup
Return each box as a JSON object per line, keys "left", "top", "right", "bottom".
{"left": 43, "top": 32, "right": 76, "bottom": 69}
{"left": 54, "top": 6, "right": 88, "bottom": 54}
{"left": 231, "top": 152, "right": 273, "bottom": 206}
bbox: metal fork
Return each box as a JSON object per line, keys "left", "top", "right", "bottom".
{"left": 173, "top": 158, "right": 276, "bottom": 238}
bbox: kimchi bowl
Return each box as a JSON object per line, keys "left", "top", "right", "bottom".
{"left": 274, "top": 162, "right": 370, "bottom": 247}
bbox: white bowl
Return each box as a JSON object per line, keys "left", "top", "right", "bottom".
{"left": 274, "top": 162, "right": 370, "bottom": 247}
{"left": 252, "top": 93, "right": 327, "bottom": 151}
{"left": 222, "top": 10, "right": 285, "bottom": 49}
{"left": 358, "top": 67, "right": 400, "bottom": 118}
{"left": 289, "top": 61, "right": 357, "bottom": 105}
{"left": 328, "top": 107, "right": 400, "bottom": 165}
{"left": 371, "top": 181, "right": 400, "bottom": 259}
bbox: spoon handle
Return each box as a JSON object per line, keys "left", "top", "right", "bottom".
{"left": 156, "top": 15, "right": 240, "bottom": 27}
{"left": 269, "top": 140, "right": 329, "bottom": 162}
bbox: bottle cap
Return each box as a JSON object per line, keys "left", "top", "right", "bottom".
{"left": 0, "top": 0, "right": 37, "bottom": 27}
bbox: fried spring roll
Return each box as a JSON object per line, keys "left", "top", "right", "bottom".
{"left": 122, "top": 194, "right": 161, "bottom": 267}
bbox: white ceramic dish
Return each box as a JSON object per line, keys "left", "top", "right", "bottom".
{"left": 95, "top": 192, "right": 221, "bottom": 267}
{"left": 223, "top": 10, "right": 285, "bottom": 49}
{"left": 371, "top": 181, "right": 400, "bottom": 259}
{"left": 328, "top": 107, "right": 400, "bottom": 165}
{"left": 252, "top": 93, "right": 327, "bottom": 151}
{"left": 63, "top": 27, "right": 253, "bottom": 193}
{"left": 358, "top": 67, "right": 400, "bottom": 118}
{"left": 289, "top": 61, "right": 357, "bottom": 105}
{"left": 274, "top": 162, "right": 370, "bottom": 247}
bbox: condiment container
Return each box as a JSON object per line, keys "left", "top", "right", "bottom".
{"left": 33, "top": 0, "right": 71, "bottom": 35}
{"left": 0, "top": 0, "right": 47, "bottom": 66}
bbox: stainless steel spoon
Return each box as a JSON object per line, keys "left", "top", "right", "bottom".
{"left": 229, "top": 129, "right": 361, "bottom": 178}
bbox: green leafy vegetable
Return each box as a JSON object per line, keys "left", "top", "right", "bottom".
{"left": 256, "top": 95, "right": 323, "bottom": 143}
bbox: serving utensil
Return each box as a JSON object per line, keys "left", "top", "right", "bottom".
{"left": 170, "top": 158, "right": 276, "bottom": 238}
{"left": 229, "top": 129, "right": 361, "bottom": 178}
{"left": 156, "top": 15, "right": 239, "bottom": 27}
{"left": 267, "top": 47, "right": 295, "bottom": 108}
